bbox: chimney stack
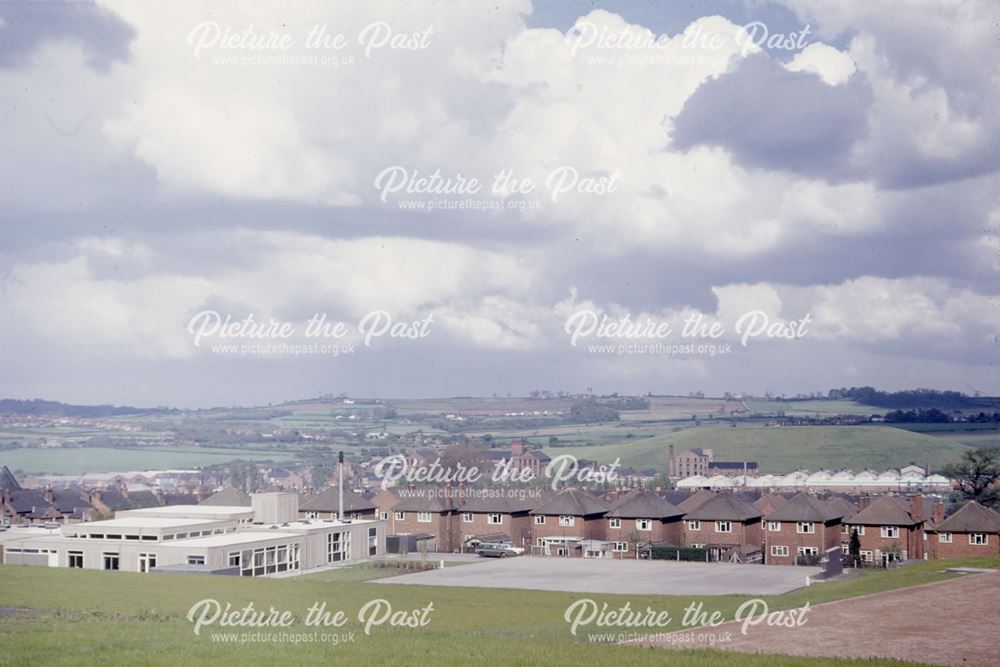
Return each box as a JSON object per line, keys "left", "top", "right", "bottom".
{"left": 932, "top": 500, "right": 944, "bottom": 525}
{"left": 910, "top": 494, "right": 923, "bottom": 522}
{"left": 43, "top": 486, "right": 54, "bottom": 504}
{"left": 338, "top": 451, "right": 345, "bottom": 521}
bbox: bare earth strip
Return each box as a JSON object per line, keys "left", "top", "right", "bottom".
{"left": 638, "top": 571, "right": 1000, "bottom": 667}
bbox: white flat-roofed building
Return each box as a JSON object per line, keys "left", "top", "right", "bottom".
{"left": 1, "top": 494, "right": 384, "bottom": 576}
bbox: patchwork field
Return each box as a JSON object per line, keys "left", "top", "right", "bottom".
{"left": 543, "top": 424, "right": 974, "bottom": 472}
{"left": 2, "top": 556, "right": 996, "bottom": 666}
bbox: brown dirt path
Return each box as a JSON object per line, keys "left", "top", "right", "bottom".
{"left": 637, "top": 571, "right": 1000, "bottom": 666}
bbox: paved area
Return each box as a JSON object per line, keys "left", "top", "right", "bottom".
{"left": 638, "top": 570, "right": 1000, "bottom": 667}
{"left": 372, "top": 556, "right": 821, "bottom": 595}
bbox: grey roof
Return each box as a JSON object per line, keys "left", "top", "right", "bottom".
{"left": 530, "top": 488, "right": 608, "bottom": 516}
{"left": 683, "top": 493, "right": 762, "bottom": 522}
{"left": 127, "top": 490, "right": 160, "bottom": 509}
{"left": 97, "top": 490, "right": 131, "bottom": 511}
{"left": 677, "top": 489, "right": 716, "bottom": 513}
{"left": 753, "top": 492, "right": 788, "bottom": 513}
{"left": 161, "top": 493, "right": 198, "bottom": 506}
{"left": 766, "top": 493, "right": 841, "bottom": 523}
{"left": 200, "top": 486, "right": 251, "bottom": 506}
{"left": 393, "top": 493, "right": 452, "bottom": 513}
{"left": 300, "top": 488, "right": 376, "bottom": 513}
{"left": 50, "top": 488, "right": 92, "bottom": 514}
{"left": 710, "top": 461, "right": 759, "bottom": 470}
{"left": 849, "top": 496, "right": 922, "bottom": 526}
{"left": 0, "top": 465, "right": 21, "bottom": 491}
{"left": 825, "top": 496, "right": 859, "bottom": 521}
{"left": 9, "top": 490, "right": 53, "bottom": 514}
{"left": 459, "top": 492, "right": 537, "bottom": 514}
{"left": 606, "top": 489, "right": 684, "bottom": 519}
{"left": 930, "top": 501, "right": 1000, "bottom": 533}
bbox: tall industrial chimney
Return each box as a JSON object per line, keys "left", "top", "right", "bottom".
{"left": 338, "top": 451, "right": 344, "bottom": 521}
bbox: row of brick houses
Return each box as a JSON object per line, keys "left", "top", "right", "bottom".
{"left": 365, "top": 482, "right": 1000, "bottom": 564}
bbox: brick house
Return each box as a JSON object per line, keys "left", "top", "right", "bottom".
{"left": 753, "top": 492, "right": 788, "bottom": 516}
{"left": 508, "top": 439, "right": 551, "bottom": 478}
{"left": 763, "top": 492, "right": 842, "bottom": 565}
{"left": 682, "top": 492, "right": 763, "bottom": 562}
{"left": 669, "top": 448, "right": 712, "bottom": 478}
{"left": 845, "top": 495, "right": 932, "bottom": 565}
{"left": 824, "top": 495, "right": 859, "bottom": 554}
{"left": 384, "top": 492, "right": 457, "bottom": 552}
{"left": 529, "top": 488, "right": 608, "bottom": 557}
{"left": 456, "top": 491, "right": 537, "bottom": 551}
{"left": 926, "top": 501, "right": 1000, "bottom": 559}
{"left": 299, "top": 487, "right": 378, "bottom": 520}
{"left": 604, "top": 489, "right": 684, "bottom": 558}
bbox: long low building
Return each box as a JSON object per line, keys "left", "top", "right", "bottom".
{"left": 0, "top": 492, "right": 384, "bottom": 576}
{"left": 676, "top": 469, "right": 952, "bottom": 492}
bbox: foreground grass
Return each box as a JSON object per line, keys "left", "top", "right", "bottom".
{"left": 2, "top": 556, "right": 997, "bottom": 666}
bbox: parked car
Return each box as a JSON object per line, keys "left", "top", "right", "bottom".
{"left": 475, "top": 543, "right": 523, "bottom": 558}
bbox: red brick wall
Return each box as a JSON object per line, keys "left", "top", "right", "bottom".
{"left": 928, "top": 531, "right": 1000, "bottom": 559}
{"left": 456, "top": 512, "right": 533, "bottom": 549}
{"left": 849, "top": 523, "right": 924, "bottom": 562}
{"left": 531, "top": 514, "right": 605, "bottom": 553}
{"left": 604, "top": 517, "right": 683, "bottom": 557}
{"left": 763, "top": 519, "right": 841, "bottom": 565}
{"left": 683, "top": 518, "right": 761, "bottom": 549}
{"left": 386, "top": 510, "right": 457, "bottom": 552}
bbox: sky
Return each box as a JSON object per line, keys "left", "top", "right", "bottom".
{"left": 0, "top": 0, "right": 997, "bottom": 408}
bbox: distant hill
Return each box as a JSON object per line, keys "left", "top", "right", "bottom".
{"left": 0, "top": 399, "right": 175, "bottom": 418}
{"left": 827, "top": 387, "right": 998, "bottom": 410}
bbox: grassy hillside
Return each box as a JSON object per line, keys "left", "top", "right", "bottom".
{"left": 3, "top": 558, "right": 996, "bottom": 666}
{"left": 0, "top": 446, "right": 294, "bottom": 475}
{"left": 544, "top": 425, "right": 973, "bottom": 473}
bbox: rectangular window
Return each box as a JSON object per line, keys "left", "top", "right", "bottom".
{"left": 487, "top": 513, "right": 502, "bottom": 525}
{"left": 416, "top": 512, "right": 432, "bottom": 523}
{"left": 187, "top": 555, "right": 205, "bottom": 565}
{"left": 969, "top": 533, "right": 987, "bottom": 545}
{"left": 687, "top": 520, "right": 701, "bottom": 531}
{"left": 68, "top": 551, "right": 84, "bottom": 568}
{"left": 796, "top": 522, "right": 815, "bottom": 534}
{"left": 855, "top": 526, "right": 865, "bottom": 536}
{"left": 841, "top": 524, "right": 849, "bottom": 534}
{"left": 393, "top": 511, "right": 405, "bottom": 521}
{"left": 939, "top": 532, "right": 952, "bottom": 544}
{"left": 462, "top": 513, "right": 473, "bottom": 523}
{"left": 368, "top": 527, "right": 378, "bottom": 556}
{"left": 771, "top": 545, "right": 789, "bottom": 557}
{"left": 715, "top": 521, "right": 732, "bottom": 533}
{"left": 228, "top": 552, "right": 241, "bottom": 567}
{"left": 636, "top": 518, "right": 652, "bottom": 531}
{"left": 613, "top": 542, "right": 628, "bottom": 553}
{"left": 859, "top": 550, "right": 873, "bottom": 562}
{"left": 534, "top": 515, "right": 546, "bottom": 525}
{"left": 797, "top": 546, "right": 818, "bottom": 556}
{"left": 379, "top": 511, "right": 388, "bottom": 520}
{"left": 328, "top": 531, "right": 351, "bottom": 562}
{"left": 102, "top": 553, "right": 120, "bottom": 571}
{"left": 881, "top": 526, "right": 899, "bottom": 538}
{"left": 767, "top": 521, "right": 780, "bottom": 532}
{"left": 609, "top": 518, "right": 621, "bottom": 529}
{"left": 558, "top": 515, "right": 575, "bottom": 527}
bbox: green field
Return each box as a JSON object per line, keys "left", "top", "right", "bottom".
{"left": 544, "top": 424, "right": 974, "bottom": 473}
{"left": 3, "top": 557, "right": 996, "bottom": 666}
{"left": 0, "top": 446, "right": 295, "bottom": 475}
{"left": 745, "top": 400, "right": 888, "bottom": 416}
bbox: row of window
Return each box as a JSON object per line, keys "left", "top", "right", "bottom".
{"left": 939, "top": 532, "right": 989, "bottom": 545}
{"left": 228, "top": 544, "right": 301, "bottom": 577}
{"left": 770, "top": 546, "right": 818, "bottom": 557}
{"left": 765, "top": 521, "right": 816, "bottom": 534}
{"left": 686, "top": 520, "right": 731, "bottom": 533}
{"left": 64, "top": 527, "right": 236, "bottom": 542}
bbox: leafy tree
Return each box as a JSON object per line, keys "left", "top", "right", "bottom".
{"left": 941, "top": 448, "right": 1000, "bottom": 509}
{"left": 849, "top": 529, "right": 861, "bottom": 567}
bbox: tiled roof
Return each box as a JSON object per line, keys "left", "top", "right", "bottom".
{"left": 530, "top": 488, "right": 608, "bottom": 516}
{"left": 300, "top": 488, "right": 376, "bottom": 513}
{"left": 459, "top": 492, "right": 538, "bottom": 514}
{"left": 766, "top": 493, "right": 841, "bottom": 523}
{"left": 606, "top": 489, "right": 684, "bottom": 519}
{"left": 849, "top": 496, "right": 922, "bottom": 526}
{"left": 0, "top": 465, "right": 21, "bottom": 491}
{"left": 683, "top": 493, "right": 762, "bottom": 522}
{"left": 677, "top": 489, "right": 716, "bottom": 513}
{"left": 200, "top": 486, "right": 252, "bottom": 507}
{"left": 930, "top": 501, "right": 1000, "bottom": 533}
{"left": 825, "top": 496, "right": 859, "bottom": 521}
